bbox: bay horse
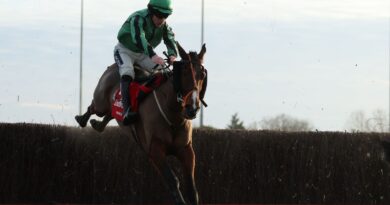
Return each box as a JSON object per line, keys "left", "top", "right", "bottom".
{"left": 75, "top": 42, "right": 207, "bottom": 205}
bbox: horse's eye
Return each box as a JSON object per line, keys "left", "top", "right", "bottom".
{"left": 202, "top": 66, "right": 207, "bottom": 75}
{"left": 198, "top": 66, "right": 205, "bottom": 78}
{"left": 199, "top": 70, "right": 206, "bottom": 79}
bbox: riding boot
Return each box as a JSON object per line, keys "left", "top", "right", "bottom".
{"left": 121, "top": 75, "right": 137, "bottom": 125}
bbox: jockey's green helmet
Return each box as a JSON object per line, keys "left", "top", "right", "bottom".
{"left": 148, "top": 0, "right": 173, "bottom": 18}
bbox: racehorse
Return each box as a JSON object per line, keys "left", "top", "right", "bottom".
{"left": 75, "top": 42, "right": 207, "bottom": 205}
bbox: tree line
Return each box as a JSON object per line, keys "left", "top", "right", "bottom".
{"left": 224, "top": 109, "right": 389, "bottom": 132}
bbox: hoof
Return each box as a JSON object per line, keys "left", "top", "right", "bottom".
{"left": 75, "top": 115, "right": 87, "bottom": 127}
{"left": 90, "top": 119, "right": 105, "bottom": 132}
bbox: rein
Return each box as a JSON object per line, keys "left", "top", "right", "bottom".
{"left": 153, "top": 61, "right": 186, "bottom": 128}
{"left": 153, "top": 89, "right": 186, "bottom": 129}
{"left": 153, "top": 90, "right": 173, "bottom": 126}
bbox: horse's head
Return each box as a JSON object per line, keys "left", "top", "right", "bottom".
{"left": 173, "top": 42, "right": 207, "bottom": 120}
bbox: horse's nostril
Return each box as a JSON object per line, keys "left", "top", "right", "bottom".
{"left": 185, "top": 106, "right": 198, "bottom": 119}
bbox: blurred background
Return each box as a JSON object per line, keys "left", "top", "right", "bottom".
{"left": 0, "top": 0, "right": 389, "bottom": 131}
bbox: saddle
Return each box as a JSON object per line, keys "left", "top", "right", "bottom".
{"left": 111, "top": 65, "right": 169, "bottom": 121}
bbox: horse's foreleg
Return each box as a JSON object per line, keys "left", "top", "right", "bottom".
{"left": 75, "top": 104, "right": 94, "bottom": 127}
{"left": 178, "top": 144, "right": 199, "bottom": 205}
{"left": 149, "top": 139, "right": 186, "bottom": 205}
{"left": 90, "top": 115, "right": 113, "bottom": 132}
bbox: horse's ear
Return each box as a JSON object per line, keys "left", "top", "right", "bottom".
{"left": 176, "top": 41, "right": 189, "bottom": 61}
{"left": 198, "top": 43, "right": 206, "bottom": 61}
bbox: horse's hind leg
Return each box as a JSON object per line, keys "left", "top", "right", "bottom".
{"left": 90, "top": 115, "right": 113, "bottom": 132}
{"left": 149, "top": 139, "right": 186, "bottom": 205}
{"left": 177, "top": 144, "right": 199, "bottom": 205}
{"left": 75, "top": 103, "right": 94, "bottom": 127}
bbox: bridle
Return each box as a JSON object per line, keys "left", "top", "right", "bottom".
{"left": 153, "top": 52, "right": 207, "bottom": 127}
{"left": 173, "top": 58, "right": 207, "bottom": 108}
{"left": 178, "top": 60, "right": 197, "bottom": 103}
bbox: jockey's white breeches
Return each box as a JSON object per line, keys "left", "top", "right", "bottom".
{"left": 114, "top": 42, "right": 160, "bottom": 79}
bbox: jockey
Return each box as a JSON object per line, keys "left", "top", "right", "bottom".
{"left": 114, "top": 0, "right": 178, "bottom": 125}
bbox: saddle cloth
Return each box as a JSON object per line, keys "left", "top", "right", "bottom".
{"left": 112, "top": 73, "right": 166, "bottom": 121}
